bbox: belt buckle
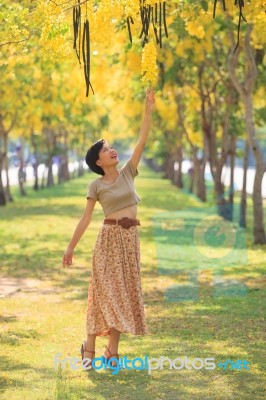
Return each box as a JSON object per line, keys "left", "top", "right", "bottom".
{"left": 122, "top": 220, "right": 132, "bottom": 229}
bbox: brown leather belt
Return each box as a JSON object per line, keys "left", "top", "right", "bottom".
{"left": 103, "top": 217, "right": 141, "bottom": 229}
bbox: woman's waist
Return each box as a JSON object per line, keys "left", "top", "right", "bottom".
{"left": 104, "top": 204, "right": 137, "bottom": 220}
{"left": 103, "top": 217, "right": 140, "bottom": 228}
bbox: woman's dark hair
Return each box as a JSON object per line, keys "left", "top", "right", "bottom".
{"left": 85, "top": 139, "right": 106, "bottom": 176}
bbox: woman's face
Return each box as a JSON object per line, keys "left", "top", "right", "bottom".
{"left": 97, "top": 142, "right": 119, "bottom": 169}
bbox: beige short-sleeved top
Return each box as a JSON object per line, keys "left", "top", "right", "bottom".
{"left": 86, "top": 158, "right": 141, "bottom": 216}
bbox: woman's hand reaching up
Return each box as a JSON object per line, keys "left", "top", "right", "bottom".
{"left": 145, "top": 88, "right": 155, "bottom": 114}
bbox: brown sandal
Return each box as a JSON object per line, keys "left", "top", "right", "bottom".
{"left": 80, "top": 340, "right": 95, "bottom": 370}
{"left": 102, "top": 345, "right": 120, "bottom": 368}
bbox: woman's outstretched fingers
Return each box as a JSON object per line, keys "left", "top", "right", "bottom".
{"left": 146, "top": 88, "right": 154, "bottom": 95}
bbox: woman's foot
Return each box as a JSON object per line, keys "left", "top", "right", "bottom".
{"left": 80, "top": 340, "right": 95, "bottom": 370}
{"left": 102, "top": 345, "right": 120, "bottom": 368}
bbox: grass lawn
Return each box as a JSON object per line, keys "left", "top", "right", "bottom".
{"left": 0, "top": 160, "right": 265, "bottom": 400}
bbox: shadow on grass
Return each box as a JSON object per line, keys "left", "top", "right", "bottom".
{"left": 0, "top": 315, "right": 18, "bottom": 324}
{"left": 0, "top": 204, "right": 84, "bottom": 220}
{"left": 0, "top": 374, "right": 25, "bottom": 393}
{"left": 0, "top": 329, "right": 41, "bottom": 346}
{"left": 0, "top": 355, "right": 33, "bottom": 373}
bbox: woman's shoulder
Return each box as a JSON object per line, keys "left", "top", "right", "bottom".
{"left": 87, "top": 178, "right": 99, "bottom": 188}
{"left": 120, "top": 158, "right": 139, "bottom": 177}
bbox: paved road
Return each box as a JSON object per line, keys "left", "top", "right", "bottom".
{"left": 2, "top": 161, "right": 266, "bottom": 198}
{"left": 1, "top": 162, "right": 82, "bottom": 186}
{"left": 181, "top": 161, "right": 266, "bottom": 198}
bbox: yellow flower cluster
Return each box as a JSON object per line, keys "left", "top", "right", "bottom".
{"left": 34, "top": 0, "right": 72, "bottom": 61}
{"left": 144, "top": 0, "right": 160, "bottom": 6}
{"left": 141, "top": 39, "right": 158, "bottom": 87}
{"left": 33, "top": 0, "right": 169, "bottom": 90}
{"left": 40, "top": 21, "right": 72, "bottom": 62}
{"left": 89, "top": 1, "right": 124, "bottom": 48}
{"left": 185, "top": 21, "right": 205, "bottom": 39}
{"left": 124, "top": 1, "right": 139, "bottom": 18}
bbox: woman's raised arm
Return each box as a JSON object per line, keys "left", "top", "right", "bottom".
{"left": 130, "top": 88, "right": 155, "bottom": 171}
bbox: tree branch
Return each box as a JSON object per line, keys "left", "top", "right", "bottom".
{"left": 62, "top": 0, "right": 90, "bottom": 13}
{"left": 228, "top": 31, "right": 244, "bottom": 97}
{"left": 0, "top": 38, "right": 29, "bottom": 48}
{"left": 244, "top": 25, "right": 258, "bottom": 93}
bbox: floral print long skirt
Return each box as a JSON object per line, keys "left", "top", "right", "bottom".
{"left": 86, "top": 222, "right": 148, "bottom": 336}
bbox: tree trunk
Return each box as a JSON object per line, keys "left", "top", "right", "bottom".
{"left": 198, "top": 66, "right": 236, "bottom": 219}
{"left": 228, "top": 25, "right": 266, "bottom": 244}
{"left": 44, "top": 127, "right": 55, "bottom": 188}
{"left": 194, "top": 156, "right": 206, "bottom": 201}
{"left": 62, "top": 156, "right": 70, "bottom": 181}
{"left": 58, "top": 156, "right": 63, "bottom": 184}
{"left": 163, "top": 153, "right": 175, "bottom": 181}
{"left": 206, "top": 128, "right": 229, "bottom": 219}
{"left": 204, "top": 110, "right": 232, "bottom": 219}
{"left": 47, "top": 156, "right": 54, "bottom": 187}
{"left": 62, "top": 130, "right": 70, "bottom": 181}
{"left": 18, "top": 165, "right": 27, "bottom": 196}
{"left": 41, "top": 167, "right": 46, "bottom": 189}
{"left": 169, "top": 154, "right": 176, "bottom": 182}
{"left": 0, "top": 112, "right": 17, "bottom": 204}
{"left": 59, "top": 153, "right": 70, "bottom": 183}
{"left": 227, "top": 134, "right": 236, "bottom": 221}
{"left": 33, "top": 161, "right": 39, "bottom": 191}
{"left": 243, "top": 95, "right": 266, "bottom": 244}
{"left": 176, "top": 96, "right": 205, "bottom": 196}
{"left": 0, "top": 154, "right": 6, "bottom": 205}
{"left": 31, "top": 130, "right": 39, "bottom": 191}
{"left": 18, "top": 139, "right": 26, "bottom": 196}
{"left": 174, "top": 146, "right": 183, "bottom": 188}
{"left": 3, "top": 132, "right": 13, "bottom": 202}
{"left": 188, "top": 159, "right": 195, "bottom": 194}
{"left": 198, "top": 159, "right": 206, "bottom": 202}
{"left": 78, "top": 158, "right": 84, "bottom": 177}
{"left": 240, "top": 139, "right": 249, "bottom": 228}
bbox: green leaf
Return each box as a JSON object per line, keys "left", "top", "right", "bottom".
{"left": 201, "top": 0, "right": 208, "bottom": 12}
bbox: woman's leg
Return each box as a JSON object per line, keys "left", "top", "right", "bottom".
{"left": 105, "top": 328, "right": 121, "bottom": 355}
{"left": 85, "top": 329, "right": 121, "bottom": 353}
{"left": 82, "top": 334, "right": 96, "bottom": 368}
{"left": 86, "top": 333, "right": 96, "bottom": 352}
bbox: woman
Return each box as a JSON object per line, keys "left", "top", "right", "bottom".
{"left": 62, "top": 88, "right": 155, "bottom": 370}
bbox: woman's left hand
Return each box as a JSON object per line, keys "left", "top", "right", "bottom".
{"left": 145, "top": 88, "right": 155, "bottom": 113}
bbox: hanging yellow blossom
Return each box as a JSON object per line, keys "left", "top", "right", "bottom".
{"left": 141, "top": 39, "right": 158, "bottom": 87}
